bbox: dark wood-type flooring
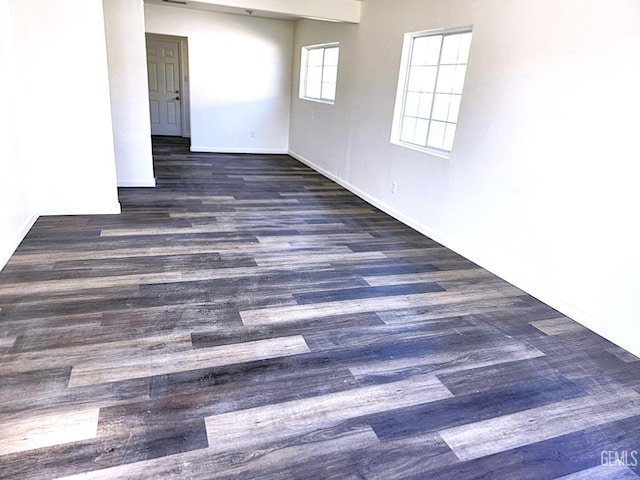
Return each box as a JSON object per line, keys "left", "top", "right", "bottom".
{"left": 1, "top": 136, "right": 639, "bottom": 479}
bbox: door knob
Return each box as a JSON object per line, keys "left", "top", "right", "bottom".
{"left": 175, "top": 97, "right": 180, "bottom": 100}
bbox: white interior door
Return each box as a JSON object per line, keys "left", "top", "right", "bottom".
{"left": 146, "top": 39, "right": 182, "bottom": 136}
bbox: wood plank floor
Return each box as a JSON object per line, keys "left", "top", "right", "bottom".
{"left": 1, "top": 136, "right": 639, "bottom": 479}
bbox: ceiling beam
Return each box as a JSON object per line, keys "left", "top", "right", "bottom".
{"left": 164, "top": 0, "right": 362, "bottom": 23}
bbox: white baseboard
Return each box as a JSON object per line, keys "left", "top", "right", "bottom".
{"left": 117, "top": 178, "right": 157, "bottom": 188}
{"left": 289, "top": 150, "right": 640, "bottom": 358}
{"left": 191, "top": 146, "right": 288, "bottom": 154}
{"left": 0, "top": 212, "right": 38, "bottom": 271}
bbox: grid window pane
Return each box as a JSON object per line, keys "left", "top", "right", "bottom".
{"left": 307, "top": 66, "right": 322, "bottom": 84}
{"left": 417, "top": 92, "right": 434, "bottom": 118}
{"left": 306, "top": 82, "right": 321, "bottom": 99}
{"left": 322, "top": 65, "right": 338, "bottom": 84}
{"left": 432, "top": 94, "right": 451, "bottom": 122}
{"left": 458, "top": 33, "right": 472, "bottom": 63}
{"left": 407, "top": 66, "right": 437, "bottom": 92}
{"left": 453, "top": 65, "right": 467, "bottom": 94}
{"left": 400, "top": 116, "right": 417, "bottom": 143}
{"left": 427, "top": 120, "right": 447, "bottom": 149}
{"left": 307, "top": 48, "right": 324, "bottom": 66}
{"left": 394, "top": 29, "right": 471, "bottom": 153}
{"left": 407, "top": 67, "right": 425, "bottom": 92}
{"left": 322, "top": 82, "right": 336, "bottom": 101}
{"left": 405, "top": 92, "right": 420, "bottom": 117}
{"left": 436, "top": 65, "right": 456, "bottom": 93}
{"left": 411, "top": 35, "right": 442, "bottom": 66}
{"left": 443, "top": 123, "right": 457, "bottom": 151}
{"left": 440, "top": 34, "right": 462, "bottom": 64}
{"left": 302, "top": 44, "right": 340, "bottom": 103}
{"left": 415, "top": 118, "right": 429, "bottom": 145}
{"left": 324, "top": 47, "right": 339, "bottom": 66}
{"left": 448, "top": 94, "right": 462, "bottom": 123}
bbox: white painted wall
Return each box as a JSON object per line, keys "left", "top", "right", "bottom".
{"left": 289, "top": 0, "right": 640, "bottom": 356}
{"left": 0, "top": 0, "right": 37, "bottom": 269}
{"left": 1, "top": 0, "right": 121, "bottom": 270}
{"left": 103, "top": 0, "right": 156, "bottom": 187}
{"left": 144, "top": 3, "right": 293, "bottom": 153}
{"left": 9, "top": 0, "right": 120, "bottom": 216}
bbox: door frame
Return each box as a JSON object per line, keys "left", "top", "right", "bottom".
{"left": 145, "top": 33, "right": 190, "bottom": 137}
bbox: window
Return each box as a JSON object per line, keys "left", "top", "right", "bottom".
{"left": 391, "top": 28, "right": 472, "bottom": 156}
{"left": 300, "top": 43, "right": 339, "bottom": 103}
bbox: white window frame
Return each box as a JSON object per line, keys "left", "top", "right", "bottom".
{"left": 390, "top": 26, "right": 472, "bottom": 158}
{"left": 299, "top": 42, "right": 340, "bottom": 104}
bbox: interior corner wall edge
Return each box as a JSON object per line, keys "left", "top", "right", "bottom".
{"left": 104, "top": 0, "right": 156, "bottom": 188}
{"left": 144, "top": 2, "right": 293, "bottom": 154}
{"left": 289, "top": 0, "right": 640, "bottom": 357}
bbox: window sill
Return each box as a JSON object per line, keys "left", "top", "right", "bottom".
{"left": 300, "top": 96, "right": 335, "bottom": 105}
{"left": 390, "top": 139, "right": 451, "bottom": 159}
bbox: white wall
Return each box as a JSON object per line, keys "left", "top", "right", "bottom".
{"left": 289, "top": 0, "right": 640, "bottom": 356}
{"left": 9, "top": 0, "right": 120, "bottom": 216}
{"left": 1, "top": 0, "right": 121, "bottom": 271}
{"left": 144, "top": 3, "right": 293, "bottom": 153}
{"left": 103, "top": 0, "right": 156, "bottom": 187}
{"left": 0, "top": 0, "right": 37, "bottom": 269}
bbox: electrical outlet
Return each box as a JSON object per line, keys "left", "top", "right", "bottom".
{"left": 250, "top": 130, "right": 256, "bottom": 138}
{"left": 391, "top": 182, "right": 397, "bottom": 194}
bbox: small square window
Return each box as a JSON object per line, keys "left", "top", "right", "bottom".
{"left": 300, "top": 43, "right": 339, "bottom": 104}
{"left": 391, "top": 28, "right": 472, "bottom": 157}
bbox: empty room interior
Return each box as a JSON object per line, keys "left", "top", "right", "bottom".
{"left": 1, "top": 0, "right": 640, "bottom": 478}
